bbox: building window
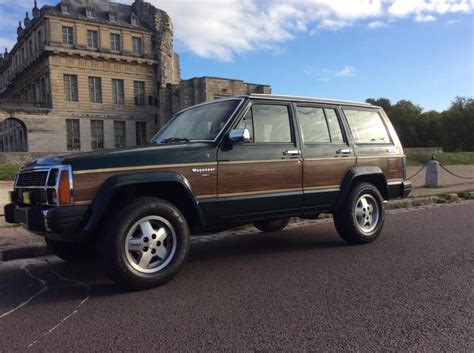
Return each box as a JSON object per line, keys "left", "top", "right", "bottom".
{"left": 61, "top": 4, "right": 70, "bottom": 14}
{"left": 28, "top": 40, "right": 33, "bottom": 56}
{"left": 87, "top": 30, "right": 99, "bottom": 49}
{"left": 132, "top": 37, "right": 142, "bottom": 55}
{"left": 40, "top": 77, "right": 47, "bottom": 102}
{"left": 134, "top": 81, "right": 145, "bottom": 106}
{"left": 91, "top": 120, "right": 104, "bottom": 150}
{"left": 62, "top": 26, "right": 74, "bottom": 45}
{"left": 136, "top": 122, "right": 147, "bottom": 145}
{"left": 114, "top": 121, "right": 126, "bottom": 148}
{"left": 88, "top": 77, "right": 102, "bottom": 103}
{"left": 112, "top": 79, "right": 125, "bottom": 105}
{"left": 37, "top": 31, "right": 42, "bottom": 47}
{"left": 110, "top": 33, "right": 121, "bottom": 52}
{"left": 131, "top": 14, "right": 139, "bottom": 26}
{"left": 63, "top": 74, "right": 78, "bottom": 102}
{"left": 66, "top": 119, "right": 81, "bottom": 151}
{"left": 108, "top": 12, "right": 117, "bottom": 22}
{"left": 86, "top": 8, "right": 95, "bottom": 18}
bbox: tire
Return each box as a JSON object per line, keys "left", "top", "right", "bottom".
{"left": 253, "top": 218, "right": 290, "bottom": 233}
{"left": 102, "top": 197, "right": 190, "bottom": 291}
{"left": 333, "top": 183, "right": 385, "bottom": 244}
{"left": 46, "top": 238, "right": 96, "bottom": 263}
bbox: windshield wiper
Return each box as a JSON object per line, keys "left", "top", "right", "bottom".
{"left": 161, "top": 137, "right": 191, "bottom": 144}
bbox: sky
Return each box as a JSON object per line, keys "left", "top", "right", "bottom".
{"left": 0, "top": 0, "right": 473, "bottom": 111}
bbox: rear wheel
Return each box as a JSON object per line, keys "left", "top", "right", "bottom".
{"left": 253, "top": 218, "right": 290, "bottom": 233}
{"left": 102, "top": 197, "right": 190, "bottom": 291}
{"left": 334, "top": 183, "right": 385, "bottom": 244}
{"left": 46, "top": 238, "right": 96, "bottom": 263}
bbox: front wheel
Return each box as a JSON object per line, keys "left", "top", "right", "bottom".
{"left": 333, "top": 183, "right": 385, "bottom": 244}
{"left": 102, "top": 197, "right": 190, "bottom": 291}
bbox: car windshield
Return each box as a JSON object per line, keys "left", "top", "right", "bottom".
{"left": 153, "top": 99, "right": 242, "bottom": 143}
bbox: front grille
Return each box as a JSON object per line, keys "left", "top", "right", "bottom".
{"left": 16, "top": 171, "right": 49, "bottom": 187}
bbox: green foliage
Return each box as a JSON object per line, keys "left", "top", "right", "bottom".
{"left": 366, "top": 96, "right": 473, "bottom": 151}
{"left": 406, "top": 152, "right": 474, "bottom": 166}
{"left": 0, "top": 165, "right": 19, "bottom": 181}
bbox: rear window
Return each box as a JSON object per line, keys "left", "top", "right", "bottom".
{"left": 344, "top": 109, "right": 391, "bottom": 144}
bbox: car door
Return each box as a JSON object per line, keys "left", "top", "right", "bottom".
{"left": 213, "top": 100, "right": 304, "bottom": 222}
{"left": 294, "top": 104, "right": 357, "bottom": 212}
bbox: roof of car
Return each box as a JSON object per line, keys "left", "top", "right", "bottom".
{"left": 243, "top": 94, "right": 375, "bottom": 108}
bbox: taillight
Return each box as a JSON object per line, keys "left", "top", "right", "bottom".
{"left": 58, "top": 170, "right": 71, "bottom": 205}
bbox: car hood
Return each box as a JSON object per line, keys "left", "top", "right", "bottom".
{"left": 24, "top": 143, "right": 217, "bottom": 172}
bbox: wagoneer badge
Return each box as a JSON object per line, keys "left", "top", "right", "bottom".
{"left": 192, "top": 168, "right": 216, "bottom": 174}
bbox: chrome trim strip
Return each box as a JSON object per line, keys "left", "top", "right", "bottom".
{"left": 73, "top": 162, "right": 218, "bottom": 175}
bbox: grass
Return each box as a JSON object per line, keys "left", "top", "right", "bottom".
{"left": 0, "top": 165, "right": 19, "bottom": 181}
{"left": 406, "top": 152, "right": 474, "bottom": 166}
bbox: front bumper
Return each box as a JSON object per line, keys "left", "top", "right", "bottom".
{"left": 4, "top": 203, "right": 90, "bottom": 242}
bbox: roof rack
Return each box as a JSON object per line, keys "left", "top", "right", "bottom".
{"left": 248, "top": 94, "right": 374, "bottom": 107}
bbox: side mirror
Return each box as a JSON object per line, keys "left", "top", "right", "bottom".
{"left": 229, "top": 128, "right": 251, "bottom": 143}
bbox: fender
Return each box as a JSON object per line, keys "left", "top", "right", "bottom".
{"left": 335, "top": 166, "right": 388, "bottom": 210}
{"left": 81, "top": 171, "right": 205, "bottom": 233}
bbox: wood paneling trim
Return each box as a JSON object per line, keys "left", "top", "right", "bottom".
{"left": 74, "top": 162, "right": 217, "bottom": 175}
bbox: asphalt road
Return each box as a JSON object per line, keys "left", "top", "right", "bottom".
{"left": 0, "top": 202, "right": 472, "bottom": 352}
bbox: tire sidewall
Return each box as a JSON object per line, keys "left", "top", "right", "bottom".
{"left": 348, "top": 183, "right": 385, "bottom": 241}
{"left": 104, "top": 198, "right": 190, "bottom": 289}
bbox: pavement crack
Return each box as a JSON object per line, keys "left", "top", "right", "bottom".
{"left": 0, "top": 266, "right": 48, "bottom": 319}
{"left": 26, "top": 268, "right": 91, "bottom": 349}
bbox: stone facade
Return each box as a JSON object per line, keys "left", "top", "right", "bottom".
{"left": 0, "top": 0, "right": 270, "bottom": 153}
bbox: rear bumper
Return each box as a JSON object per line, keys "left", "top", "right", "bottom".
{"left": 402, "top": 180, "right": 412, "bottom": 198}
{"left": 388, "top": 180, "right": 412, "bottom": 199}
{"left": 4, "top": 203, "right": 91, "bottom": 242}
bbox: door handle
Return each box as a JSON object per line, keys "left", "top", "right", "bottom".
{"left": 336, "top": 148, "right": 352, "bottom": 155}
{"left": 283, "top": 150, "right": 302, "bottom": 157}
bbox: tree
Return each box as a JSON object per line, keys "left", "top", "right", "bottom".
{"left": 388, "top": 100, "right": 423, "bottom": 147}
{"left": 366, "top": 98, "right": 392, "bottom": 113}
{"left": 440, "top": 97, "right": 474, "bottom": 151}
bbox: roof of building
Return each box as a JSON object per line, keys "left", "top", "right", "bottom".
{"left": 43, "top": 0, "right": 150, "bottom": 31}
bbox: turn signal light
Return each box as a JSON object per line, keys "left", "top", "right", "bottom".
{"left": 58, "top": 170, "right": 71, "bottom": 205}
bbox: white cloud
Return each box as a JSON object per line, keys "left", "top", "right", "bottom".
{"left": 336, "top": 65, "right": 357, "bottom": 77}
{"left": 368, "top": 20, "right": 387, "bottom": 29}
{"left": 446, "top": 19, "right": 462, "bottom": 25}
{"left": 415, "top": 14, "right": 437, "bottom": 22}
{"left": 0, "top": 0, "right": 473, "bottom": 61}
{"left": 305, "top": 65, "right": 357, "bottom": 81}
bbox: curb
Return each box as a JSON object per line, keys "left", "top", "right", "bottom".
{"left": 0, "top": 244, "right": 52, "bottom": 262}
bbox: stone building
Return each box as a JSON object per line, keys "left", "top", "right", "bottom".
{"left": 0, "top": 0, "right": 270, "bottom": 153}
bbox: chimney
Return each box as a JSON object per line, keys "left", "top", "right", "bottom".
{"left": 33, "top": 0, "right": 40, "bottom": 19}
{"left": 17, "top": 21, "right": 24, "bottom": 39}
{"left": 24, "top": 12, "right": 32, "bottom": 28}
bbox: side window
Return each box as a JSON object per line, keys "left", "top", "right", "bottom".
{"left": 252, "top": 105, "right": 292, "bottom": 143}
{"left": 296, "top": 106, "right": 345, "bottom": 144}
{"left": 344, "top": 109, "right": 391, "bottom": 144}
{"left": 236, "top": 109, "right": 254, "bottom": 141}
{"left": 297, "top": 106, "right": 330, "bottom": 143}
{"left": 325, "top": 109, "right": 344, "bottom": 143}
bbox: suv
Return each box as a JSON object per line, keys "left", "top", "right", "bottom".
{"left": 5, "top": 95, "right": 411, "bottom": 290}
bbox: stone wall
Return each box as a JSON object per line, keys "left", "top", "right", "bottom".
{"left": 159, "top": 77, "right": 272, "bottom": 122}
{"left": 0, "top": 152, "right": 66, "bottom": 165}
{"left": 404, "top": 147, "right": 444, "bottom": 155}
